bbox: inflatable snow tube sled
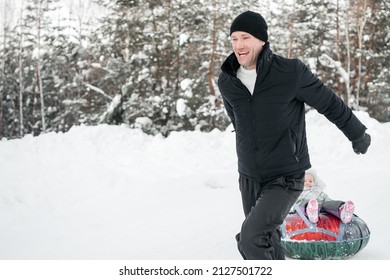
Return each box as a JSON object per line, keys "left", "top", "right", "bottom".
{"left": 280, "top": 205, "right": 370, "bottom": 260}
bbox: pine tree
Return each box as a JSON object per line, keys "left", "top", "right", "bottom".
{"left": 365, "top": 0, "right": 390, "bottom": 121}
{"left": 0, "top": 0, "right": 24, "bottom": 138}
{"left": 21, "top": 0, "right": 61, "bottom": 135}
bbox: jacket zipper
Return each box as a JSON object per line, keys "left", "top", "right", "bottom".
{"left": 248, "top": 95, "right": 262, "bottom": 181}
{"left": 232, "top": 76, "right": 263, "bottom": 181}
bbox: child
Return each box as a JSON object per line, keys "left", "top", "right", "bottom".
{"left": 297, "top": 169, "right": 355, "bottom": 224}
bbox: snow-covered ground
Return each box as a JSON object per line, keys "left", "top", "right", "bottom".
{"left": 0, "top": 110, "right": 389, "bottom": 260}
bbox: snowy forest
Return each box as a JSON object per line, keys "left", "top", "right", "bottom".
{"left": 0, "top": 0, "right": 389, "bottom": 140}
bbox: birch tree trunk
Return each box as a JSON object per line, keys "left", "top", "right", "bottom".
{"left": 335, "top": 0, "right": 341, "bottom": 61}
{"left": 36, "top": 0, "right": 46, "bottom": 133}
{"left": 355, "top": 0, "right": 369, "bottom": 109}
{"left": 37, "top": 60, "right": 46, "bottom": 132}
{"left": 18, "top": 0, "right": 25, "bottom": 137}
{"left": 207, "top": 0, "right": 217, "bottom": 97}
{"left": 344, "top": 9, "right": 352, "bottom": 107}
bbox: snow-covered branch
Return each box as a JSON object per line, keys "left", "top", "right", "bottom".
{"left": 99, "top": 94, "right": 122, "bottom": 124}
{"left": 318, "top": 53, "right": 351, "bottom": 102}
{"left": 85, "top": 83, "right": 113, "bottom": 100}
{"left": 318, "top": 54, "right": 349, "bottom": 85}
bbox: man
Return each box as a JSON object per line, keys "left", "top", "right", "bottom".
{"left": 218, "top": 11, "right": 371, "bottom": 260}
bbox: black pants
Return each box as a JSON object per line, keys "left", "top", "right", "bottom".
{"left": 236, "top": 173, "right": 304, "bottom": 260}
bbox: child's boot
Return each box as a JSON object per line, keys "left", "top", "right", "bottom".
{"left": 339, "top": 201, "right": 355, "bottom": 224}
{"left": 306, "top": 198, "right": 319, "bottom": 223}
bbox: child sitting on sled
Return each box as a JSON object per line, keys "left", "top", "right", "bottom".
{"left": 296, "top": 169, "right": 355, "bottom": 224}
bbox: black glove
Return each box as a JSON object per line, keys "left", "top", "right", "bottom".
{"left": 352, "top": 133, "right": 371, "bottom": 154}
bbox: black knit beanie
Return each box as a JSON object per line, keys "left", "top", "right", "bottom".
{"left": 230, "top": 11, "right": 268, "bottom": 42}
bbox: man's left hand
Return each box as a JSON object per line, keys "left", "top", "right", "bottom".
{"left": 352, "top": 133, "right": 371, "bottom": 154}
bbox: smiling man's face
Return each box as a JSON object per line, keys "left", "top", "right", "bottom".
{"left": 231, "top": 31, "right": 265, "bottom": 70}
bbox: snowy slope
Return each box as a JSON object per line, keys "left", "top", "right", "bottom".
{"left": 0, "top": 110, "right": 389, "bottom": 260}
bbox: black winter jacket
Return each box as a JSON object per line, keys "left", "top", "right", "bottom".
{"left": 218, "top": 43, "right": 366, "bottom": 182}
